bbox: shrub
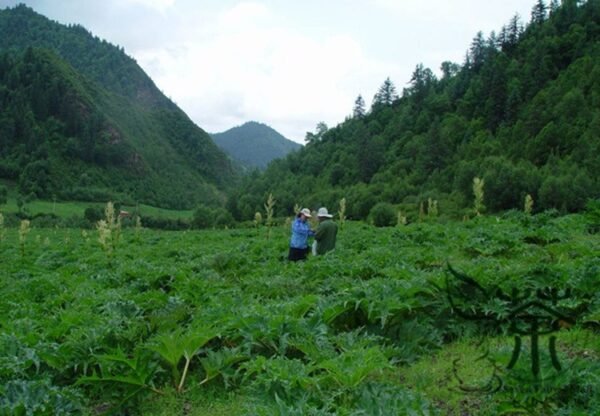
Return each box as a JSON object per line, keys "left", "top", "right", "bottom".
{"left": 192, "top": 205, "right": 214, "bottom": 229}
{"left": 584, "top": 199, "right": 600, "bottom": 233}
{"left": 214, "top": 209, "right": 235, "bottom": 228}
{"left": 30, "top": 213, "right": 62, "bottom": 228}
{"left": 346, "top": 184, "right": 378, "bottom": 219}
{"left": 140, "top": 216, "right": 189, "bottom": 230}
{"left": 538, "top": 172, "right": 593, "bottom": 212}
{"left": 18, "top": 160, "right": 51, "bottom": 198}
{"left": 481, "top": 158, "right": 541, "bottom": 212}
{"left": 84, "top": 206, "right": 103, "bottom": 224}
{"left": 370, "top": 202, "right": 396, "bottom": 227}
{"left": 1, "top": 212, "right": 20, "bottom": 227}
{"left": 0, "top": 185, "right": 7, "bottom": 206}
{"left": 60, "top": 187, "right": 113, "bottom": 202}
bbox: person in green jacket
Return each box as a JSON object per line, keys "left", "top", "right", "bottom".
{"left": 314, "top": 207, "right": 338, "bottom": 255}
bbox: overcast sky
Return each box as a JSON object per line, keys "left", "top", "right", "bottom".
{"left": 3, "top": 0, "right": 535, "bottom": 143}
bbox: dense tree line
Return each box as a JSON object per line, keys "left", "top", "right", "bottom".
{"left": 228, "top": 0, "right": 600, "bottom": 221}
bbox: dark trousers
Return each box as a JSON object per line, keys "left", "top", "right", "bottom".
{"left": 288, "top": 247, "right": 309, "bottom": 261}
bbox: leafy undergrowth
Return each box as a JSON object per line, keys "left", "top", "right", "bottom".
{"left": 138, "top": 384, "right": 247, "bottom": 416}
{"left": 0, "top": 212, "right": 598, "bottom": 415}
{"left": 398, "top": 329, "right": 600, "bottom": 415}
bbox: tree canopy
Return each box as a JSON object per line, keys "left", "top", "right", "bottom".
{"left": 227, "top": 0, "right": 600, "bottom": 221}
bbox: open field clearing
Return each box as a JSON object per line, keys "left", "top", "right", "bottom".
{"left": 1, "top": 213, "right": 599, "bottom": 415}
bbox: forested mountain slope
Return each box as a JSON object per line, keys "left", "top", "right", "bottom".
{"left": 227, "top": 0, "right": 600, "bottom": 221}
{"left": 211, "top": 121, "right": 301, "bottom": 170}
{"left": 0, "top": 5, "right": 235, "bottom": 209}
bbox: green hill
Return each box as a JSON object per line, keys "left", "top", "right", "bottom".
{"left": 227, "top": 0, "right": 600, "bottom": 221}
{"left": 0, "top": 4, "right": 235, "bottom": 209}
{"left": 211, "top": 121, "right": 302, "bottom": 170}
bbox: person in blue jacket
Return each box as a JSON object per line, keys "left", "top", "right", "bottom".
{"left": 288, "top": 208, "right": 315, "bottom": 261}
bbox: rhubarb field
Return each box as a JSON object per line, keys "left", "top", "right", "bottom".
{"left": 1, "top": 211, "right": 599, "bottom": 415}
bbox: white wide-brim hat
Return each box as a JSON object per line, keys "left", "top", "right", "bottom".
{"left": 300, "top": 208, "right": 312, "bottom": 217}
{"left": 317, "top": 207, "right": 333, "bottom": 218}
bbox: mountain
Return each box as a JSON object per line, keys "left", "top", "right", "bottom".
{"left": 227, "top": 0, "right": 600, "bottom": 221}
{"left": 0, "top": 4, "right": 235, "bottom": 209}
{"left": 211, "top": 121, "right": 302, "bottom": 170}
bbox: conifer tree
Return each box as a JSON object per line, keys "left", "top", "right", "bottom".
{"left": 505, "top": 14, "right": 523, "bottom": 51}
{"left": 408, "top": 64, "right": 435, "bottom": 107}
{"left": 469, "top": 31, "right": 486, "bottom": 71}
{"left": 487, "top": 31, "right": 499, "bottom": 50}
{"left": 440, "top": 61, "right": 460, "bottom": 80}
{"left": 353, "top": 94, "right": 366, "bottom": 118}
{"left": 304, "top": 122, "right": 328, "bottom": 144}
{"left": 531, "top": 0, "right": 548, "bottom": 24}
{"left": 371, "top": 77, "right": 398, "bottom": 109}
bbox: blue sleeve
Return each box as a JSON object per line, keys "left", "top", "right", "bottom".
{"left": 292, "top": 220, "right": 309, "bottom": 236}
{"left": 292, "top": 220, "right": 314, "bottom": 237}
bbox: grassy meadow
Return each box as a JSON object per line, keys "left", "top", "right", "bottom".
{"left": 1, "top": 197, "right": 192, "bottom": 221}
{"left": 0, "top": 210, "right": 599, "bottom": 415}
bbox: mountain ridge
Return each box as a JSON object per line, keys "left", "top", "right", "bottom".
{"left": 211, "top": 121, "right": 301, "bottom": 170}
{"left": 0, "top": 4, "right": 235, "bottom": 209}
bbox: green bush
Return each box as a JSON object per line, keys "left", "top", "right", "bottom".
{"left": 18, "top": 160, "right": 52, "bottom": 198}
{"left": 140, "top": 216, "right": 189, "bottom": 230}
{"left": 346, "top": 183, "right": 378, "bottom": 219}
{"left": 192, "top": 205, "right": 214, "bottom": 229}
{"left": 0, "top": 185, "right": 7, "bottom": 206}
{"left": 480, "top": 157, "right": 541, "bottom": 212}
{"left": 584, "top": 199, "right": 600, "bottom": 233}
{"left": 60, "top": 187, "right": 114, "bottom": 203}
{"left": 370, "top": 202, "right": 396, "bottom": 227}
{"left": 84, "top": 206, "right": 103, "bottom": 224}
{"left": 214, "top": 208, "right": 235, "bottom": 228}
{"left": 30, "top": 213, "right": 62, "bottom": 228}
{"left": 538, "top": 172, "right": 593, "bottom": 212}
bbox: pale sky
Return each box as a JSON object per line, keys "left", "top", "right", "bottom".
{"left": 2, "top": 0, "right": 535, "bottom": 143}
